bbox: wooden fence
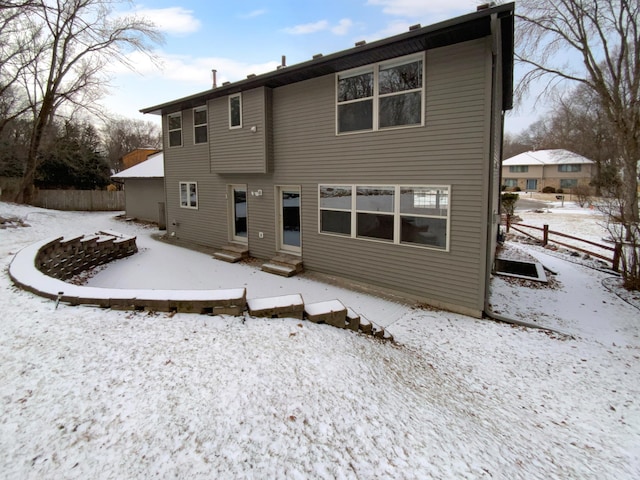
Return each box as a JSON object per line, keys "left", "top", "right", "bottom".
{"left": 33, "top": 190, "right": 124, "bottom": 211}
{"left": 505, "top": 215, "right": 622, "bottom": 271}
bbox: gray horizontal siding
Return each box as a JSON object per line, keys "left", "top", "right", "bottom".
{"left": 162, "top": 37, "right": 494, "bottom": 316}
{"left": 271, "top": 38, "right": 492, "bottom": 314}
{"left": 123, "top": 178, "right": 164, "bottom": 223}
{"left": 211, "top": 87, "right": 270, "bottom": 174}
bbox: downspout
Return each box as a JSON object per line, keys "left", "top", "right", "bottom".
{"left": 482, "top": 13, "right": 570, "bottom": 337}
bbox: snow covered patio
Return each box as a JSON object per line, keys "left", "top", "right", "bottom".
{"left": 1, "top": 201, "right": 639, "bottom": 478}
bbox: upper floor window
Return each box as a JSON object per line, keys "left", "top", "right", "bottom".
{"left": 229, "top": 94, "right": 242, "bottom": 129}
{"left": 558, "top": 164, "right": 581, "bottom": 172}
{"left": 509, "top": 165, "right": 528, "bottom": 173}
{"left": 168, "top": 113, "right": 182, "bottom": 147}
{"left": 193, "top": 106, "right": 207, "bottom": 144}
{"left": 179, "top": 181, "right": 198, "bottom": 209}
{"left": 337, "top": 53, "right": 424, "bottom": 134}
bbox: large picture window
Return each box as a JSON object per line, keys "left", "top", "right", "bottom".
{"left": 336, "top": 53, "right": 424, "bottom": 134}
{"left": 179, "top": 181, "right": 198, "bottom": 209}
{"left": 560, "top": 179, "right": 578, "bottom": 189}
{"left": 168, "top": 113, "right": 182, "bottom": 147}
{"left": 319, "top": 184, "right": 449, "bottom": 250}
{"left": 193, "top": 106, "right": 207, "bottom": 144}
{"left": 509, "top": 165, "right": 528, "bottom": 173}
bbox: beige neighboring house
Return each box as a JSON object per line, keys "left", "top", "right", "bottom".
{"left": 502, "top": 149, "right": 595, "bottom": 192}
{"left": 111, "top": 152, "right": 165, "bottom": 227}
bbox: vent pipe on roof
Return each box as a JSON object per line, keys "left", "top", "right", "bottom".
{"left": 409, "top": 23, "right": 421, "bottom": 31}
{"left": 212, "top": 69, "right": 217, "bottom": 88}
{"left": 277, "top": 55, "right": 287, "bottom": 70}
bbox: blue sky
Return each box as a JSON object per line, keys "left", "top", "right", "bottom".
{"left": 105, "top": 0, "right": 534, "bottom": 134}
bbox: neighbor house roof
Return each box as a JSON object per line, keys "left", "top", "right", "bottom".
{"left": 503, "top": 149, "right": 595, "bottom": 166}
{"left": 111, "top": 152, "right": 164, "bottom": 179}
{"left": 141, "top": 2, "right": 514, "bottom": 116}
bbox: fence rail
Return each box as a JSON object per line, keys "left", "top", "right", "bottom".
{"left": 505, "top": 215, "right": 622, "bottom": 271}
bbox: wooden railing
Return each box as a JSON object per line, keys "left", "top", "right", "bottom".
{"left": 505, "top": 215, "right": 622, "bottom": 271}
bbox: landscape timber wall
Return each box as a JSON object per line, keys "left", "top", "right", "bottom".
{"left": 36, "top": 231, "right": 138, "bottom": 280}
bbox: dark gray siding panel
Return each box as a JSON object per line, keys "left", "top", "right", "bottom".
{"left": 163, "top": 103, "right": 225, "bottom": 247}
{"left": 163, "top": 38, "right": 494, "bottom": 317}
{"left": 211, "top": 87, "right": 270, "bottom": 173}
{"left": 271, "top": 38, "right": 491, "bottom": 315}
{"left": 123, "top": 178, "right": 164, "bottom": 223}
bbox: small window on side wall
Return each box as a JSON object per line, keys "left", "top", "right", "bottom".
{"left": 179, "top": 181, "right": 198, "bottom": 209}
{"left": 229, "top": 94, "right": 242, "bottom": 129}
{"left": 193, "top": 106, "right": 207, "bottom": 144}
{"left": 168, "top": 113, "right": 182, "bottom": 147}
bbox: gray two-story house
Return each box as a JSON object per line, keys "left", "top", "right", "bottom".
{"left": 141, "top": 3, "right": 514, "bottom": 318}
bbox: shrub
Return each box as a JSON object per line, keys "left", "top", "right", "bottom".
{"left": 542, "top": 186, "right": 556, "bottom": 193}
{"left": 573, "top": 184, "right": 592, "bottom": 207}
{"left": 556, "top": 188, "right": 564, "bottom": 194}
{"left": 501, "top": 192, "right": 519, "bottom": 215}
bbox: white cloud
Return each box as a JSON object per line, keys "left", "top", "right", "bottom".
{"left": 363, "top": 20, "right": 415, "bottom": 43}
{"left": 283, "top": 19, "right": 356, "bottom": 36}
{"left": 331, "top": 18, "right": 354, "bottom": 36}
{"left": 240, "top": 9, "right": 268, "bottom": 19}
{"left": 367, "top": 0, "right": 475, "bottom": 18}
{"left": 282, "top": 20, "right": 329, "bottom": 35}
{"left": 134, "top": 7, "right": 201, "bottom": 35}
{"left": 111, "top": 50, "right": 280, "bottom": 87}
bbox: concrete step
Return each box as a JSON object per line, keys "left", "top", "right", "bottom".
{"left": 261, "top": 262, "right": 298, "bottom": 277}
{"left": 262, "top": 253, "right": 303, "bottom": 277}
{"left": 270, "top": 254, "right": 303, "bottom": 271}
{"left": 213, "top": 251, "right": 243, "bottom": 263}
{"left": 213, "top": 244, "right": 249, "bottom": 263}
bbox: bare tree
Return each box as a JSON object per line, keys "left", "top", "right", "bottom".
{"left": 101, "top": 116, "right": 162, "bottom": 172}
{"left": 3, "top": 0, "right": 162, "bottom": 203}
{"left": 0, "top": 0, "right": 41, "bottom": 134}
{"left": 516, "top": 0, "right": 639, "bottom": 224}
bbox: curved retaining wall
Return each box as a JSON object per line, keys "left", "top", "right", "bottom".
{"left": 9, "top": 233, "right": 246, "bottom": 315}
{"left": 8, "top": 233, "right": 392, "bottom": 340}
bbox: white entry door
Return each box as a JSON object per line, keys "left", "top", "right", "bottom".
{"left": 278, "top": 186, "right": 301, "bottom": 254}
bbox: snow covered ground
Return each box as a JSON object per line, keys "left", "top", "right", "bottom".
{"left": 1, "top": 201, "right": 639, "bottom": 479}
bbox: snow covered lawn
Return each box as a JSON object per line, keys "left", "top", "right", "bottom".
{"left": 1, "top": 202, "right": 638, "bottom": 479}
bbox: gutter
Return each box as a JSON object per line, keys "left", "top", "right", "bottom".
{"left": 482, "top": 14, "right": 572, "bottom": 339}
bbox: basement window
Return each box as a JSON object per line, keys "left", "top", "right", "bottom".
{"left": 494, "top": 258, "right": 547, "bottom": 282}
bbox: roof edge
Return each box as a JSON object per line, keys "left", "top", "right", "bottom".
{"left": 141, "top": 2, "right": 514, "bottom": 115}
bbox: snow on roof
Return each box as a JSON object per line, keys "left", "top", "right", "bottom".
{"left": 112, "top": 151, "right": 164, "bottom": 179}
{"left": 503, "top": 149, "right": 594, "bottom": 166}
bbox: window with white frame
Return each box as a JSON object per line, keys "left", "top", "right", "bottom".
{"left": 229, "top": 94, "right": 242, "bottom": 128}
{"left": 509, "top": 165, "right": 528, "bottom": 173}
{"left": 168, "top": 113, "right": 182, "bottom": 147}
{"left": 179, "top": 181, "right": 198, "bottom": 209}
{"left": 319, "top": 184, "right": 449, "bottom": 250}
{"left": 337, "top": 53, "right": 424, "bottom": 134}
{"left": 558, "top": 164, "right": 581, "bottom": 172}
{"left": 193, "top": 106, "right": 207, "bottom": 144}
{"left": 319, "top": 185, "right": 352, "bottom": 235}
